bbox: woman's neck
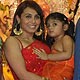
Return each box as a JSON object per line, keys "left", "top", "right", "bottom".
{"left": 19, "top": 32, "right": 34, "bottom": 40}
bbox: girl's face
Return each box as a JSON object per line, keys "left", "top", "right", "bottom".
{"left": 17, "top": 7, "right": 41, "bottom": 34}
{"left": 46, "top": 19, "right": 65, "bottom": 38}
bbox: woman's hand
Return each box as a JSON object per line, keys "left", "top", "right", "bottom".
{"left": 33, "top": 47, "right": 48, "bottom": 60}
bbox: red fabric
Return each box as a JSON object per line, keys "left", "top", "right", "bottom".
{"left": 12, "top": 40, "right": 51, "bottom": 80}
{"left": 42, "top": 49, "right": 74, "bottom": 80}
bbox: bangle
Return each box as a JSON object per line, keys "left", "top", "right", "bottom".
{"left": 42, "top": 77, "right": 49, "bottom": 80}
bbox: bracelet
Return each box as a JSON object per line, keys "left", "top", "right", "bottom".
{"left": 42, "top": 77, "right": 49, "bottom": 80}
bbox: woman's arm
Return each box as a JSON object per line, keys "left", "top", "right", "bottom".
{"left": 3, "top": 36, "right": 43, "bottom": 80}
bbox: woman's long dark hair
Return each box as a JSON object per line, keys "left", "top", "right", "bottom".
{"left": 10, "top": 0, "right": 45, "bottom": 41}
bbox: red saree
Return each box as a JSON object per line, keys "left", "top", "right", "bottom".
{"left": 42, "top": 49, "right": 74, "bottom": 80}
{"left": 11, "top": 40, "right": 51, "bottom": 80}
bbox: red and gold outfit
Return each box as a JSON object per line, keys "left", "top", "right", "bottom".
{"left": 42, "top": 49, "right": 74, "bottom": 80}
{"left": 10, "top": 40, "right": 51, "bottom": 80}
{"left": 3, "top": 40, "right": 74, "bottom": 80}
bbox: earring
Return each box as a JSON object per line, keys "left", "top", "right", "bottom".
{"left": 35, "top": 27, "right": 43, "bottom": 36}
{"left": 13, "top": 28, "right": 23, "bottom": 35}
{"left": 13, "top": 23, "right": 23, "bottom": 35}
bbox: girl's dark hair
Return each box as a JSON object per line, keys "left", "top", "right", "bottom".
{"left": 10, "top": 0, "right": 45, "bottom": 41}
{"left": 45, "top": 12, "right": 75, "bottom": 39}
{"left": 45, "top": 12, "right": 75, "bottom": 47}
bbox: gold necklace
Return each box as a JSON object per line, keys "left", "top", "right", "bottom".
{"left": 21, "top": 37, "right": 35, "bottom": 43}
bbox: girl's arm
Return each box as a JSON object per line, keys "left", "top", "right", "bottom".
{"left": 48, "top": 36, "right": 74, "bottom": 61}
{"left": 34, "top": 36, "right": 74, "bottom": 61}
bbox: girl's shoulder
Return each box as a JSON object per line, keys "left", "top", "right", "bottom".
{"left": 63, "top": 35, "right": 74, "bottom": 43}
{"left": 63, "top": 35, "right": 73, "bottom": 40}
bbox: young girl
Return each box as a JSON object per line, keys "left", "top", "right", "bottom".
{"left": 34, "top": 12, "right": 75, "bottom": 80}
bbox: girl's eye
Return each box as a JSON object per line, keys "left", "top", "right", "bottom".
{"left": 35, "top": 15, "right": 40, "bottom": 19}
{"left": 53, "top": 23, "right": 57, "bottom": 26}
{"left": 54, "top": 23, "right": 57, "bottom": 26}
{"left": 46, "top": 23, "right": 57, "bottom": 28}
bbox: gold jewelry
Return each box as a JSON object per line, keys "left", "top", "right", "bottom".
{"left": 13, "top": 28, "right": 23, "bottom": 35}
{"left": 22, "top": 37, "right": 34, "bottom": 42}
{"left": 35, "top": 28, "right": 43, "bottom": 36}
{"left": 42, "top": 77, "right": 49, "bottom": 80}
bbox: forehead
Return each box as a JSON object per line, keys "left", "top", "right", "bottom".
{"left": 47, "top": 18, "right": 61, "bottom": 23}
{"left": 22, "top": 7, "right": 38, "bottom": 15}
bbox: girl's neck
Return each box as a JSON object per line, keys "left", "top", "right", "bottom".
{"left": 54, "top": 34, "right": 64, "bottom": 42}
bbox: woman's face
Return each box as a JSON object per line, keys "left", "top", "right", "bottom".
{"left": 46, "top": 19, "right": 65, "bottom": 38}
{"left": 17, "top": 7, "right": 41, "bottom": 34}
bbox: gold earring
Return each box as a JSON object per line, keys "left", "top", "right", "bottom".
{"left": 13, "top": 23, "right": 23, "bottom": 35}
{"left": 35, "top": 28, "right": 43, "bottom": 36}
{"left": 13, "top": 28, "right": 23, "bottom": 35}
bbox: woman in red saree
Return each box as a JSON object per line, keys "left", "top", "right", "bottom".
{"left": 11, "top": 39, "right": 50, "bottom": 80}
{"left": 3, "top": 1, "right": 50, "bottom": 80}
{"left": 34, "top": 12, "right": 74, "bottom": 80}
